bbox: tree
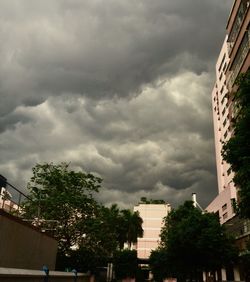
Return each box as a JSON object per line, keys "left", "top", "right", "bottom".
{"left": 150, "top": 201, "right": 238, "bottom": 282}
{"left": 150, "top": 249, "right": 173, "bottom": 282}
{"left": 22, "top": 162, "right": 102, "bottom": 253}
{"left": 222, "top": 70, "right": 250, "bottom": 218}
{"left": 113, "top": 249, "right": 138, "bottom": 280}
{"left": 140, "top": 197, "right": 166, "bottom": 204}
{"left": 120, "top": 209, "right": 144, "bottom": 249}
{"left": 81, "top": 204, "right": 122, "bottom": 258}
{"left": 22, "top": 162, "right": 144, "bottom": 271}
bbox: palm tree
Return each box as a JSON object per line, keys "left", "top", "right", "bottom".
{"left": 120, "top": 209, "right": 143, "bottom": 249}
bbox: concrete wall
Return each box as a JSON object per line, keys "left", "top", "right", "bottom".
{"left": 0, "top": 267, "right": 90, "bottom": 282}
{"left": 0, "top": 209, "right": 57, "bottom": 270}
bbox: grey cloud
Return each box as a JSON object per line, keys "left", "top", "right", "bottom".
{"left": 0, "top": 0, "right": 233, "bottom": 208}
{"left": 0, "top": 0, "right": 232, "bottom": 117}
{"left": 0, "top": 71, "right": 218, "bottom": 207}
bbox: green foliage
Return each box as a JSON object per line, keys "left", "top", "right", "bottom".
{"left": 22, "top": 163, "right": 144, "bottom": 272}
{"left": 113, "top": 250, "right": 138, "bottom": 279}
{"left": 56, "top": 247, "right": 108, "bottom": 273}
{"left": 239, "top": 240, "right": 250, "bottom": 280}
{"left": 150, "top": 201, "right": 238, "bottom": 282}
{"left": 149, "top": 249, "right": 173, "bottom": 282}
{"left": 140, "top": 197, "right": 166, "bottom": 204}
{"left": 119, "top": 209, "right": 143, "bottom": 249}
{"left": 89, "top": 204, "right": 144, "bottom": 251}
{"left": 22, "top": 162, "right": 102, "bottom": 253}
{"left": 239, "top": 252, "right": 250, "bottom": 281}
{"left": 222, "top": 70, "right": 250, "bottom": 218}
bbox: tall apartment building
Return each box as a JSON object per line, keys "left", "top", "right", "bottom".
{"left": 133, "top": 203, "right": 171, "bottom": 259}
{"left": 206, "top": 0, "right": 250, "bottom": 224}
{"left": 227, "top": 0, "right": 250, "bottom": 92}
{"left": 206, "top": 37, "right": 237, "bottom": 224}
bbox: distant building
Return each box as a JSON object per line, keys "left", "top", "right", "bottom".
{"left": 133, "top": 202, "right": 171, "bottom": 259}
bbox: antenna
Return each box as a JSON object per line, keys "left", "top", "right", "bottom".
{"left": 192, "top": 193, "right": 204, "bottom": 211}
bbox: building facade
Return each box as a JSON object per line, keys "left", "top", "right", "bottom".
{"left": 207, "top": 0, "right": 250, "bottom": 225}
{"left": 227, "top": 0, "right": 250, "bottom": 92}
{"left": 133, "top": 203, "right": 171, "bottom": 259}
{"left": 206, "top": 37, "right": 237, "bottom": 224}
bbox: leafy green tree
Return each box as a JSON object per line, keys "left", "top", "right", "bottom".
{"left": 150, "top": 201, "right": 238, "bottom": 282}
{"left": 120, "top": 209, "right": 144, "bottom": 249}
{"left": 140, "top": 197, "right": 166, "bottom": 204}
{"left": 22, "top": 162, "right": 144, "bottom": 271}
{"left": 222, "top": 70, "right": 250, "bottom": 218}
{"left": 150, "top": 249, "right": 173, "bottom": 282}
{"left": 22, "top": 162, "right": 101, "bottom": 253}
{"left": 81, "top": 204, "right": 121, "bottom": 258}
{"left": 113, "top": 249, "right": 138, "bottom": 279}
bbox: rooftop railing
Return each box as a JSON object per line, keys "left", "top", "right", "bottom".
{"left": 0, "top": 175, "right": 59, "bottom": 235}
{"left": 0, "top": 178, "right": 31, "bottom": 216}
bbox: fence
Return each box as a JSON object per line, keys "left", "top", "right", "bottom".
{"left": 0, "top": 175, "right": 30, "bottom": 216}
{"left": 0, "top": 267, "right": 91, "bottom": 282}
{"left": 0, "top": 175, "right": 59, "bottom": 235}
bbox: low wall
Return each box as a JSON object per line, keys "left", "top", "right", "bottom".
{"left": 0, "top": 209, "right": 57, "bottom": 270}
{"left": 0, "top": 267, "right": 90, "bottom": 282}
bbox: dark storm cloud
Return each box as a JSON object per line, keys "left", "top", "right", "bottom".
{"left": 1, "top": 72, "right": 218, "bottom": 207}
{"left": 0, "top": 0, "right": 233, "bottom": 208}
{"left": 0, "top": 0, "right": 232, "bottom": 114}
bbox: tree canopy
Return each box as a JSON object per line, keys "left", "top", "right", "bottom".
{"left": 222, "top": 70, "right": 250, "bottom": 218}
{"left": 22, "top": 162, "right": 143, "bottom": 271}
{"left": 150, "top": 201, "right": 238, "bottom": 282}
{"left": 140, "top": 197, "right": 166, "bottom": 204}
{"left": 22, "top": 162, "right": 102, "bottom": 252}
{"left": 113, "top": 250, "right": 138, "bottom": 280}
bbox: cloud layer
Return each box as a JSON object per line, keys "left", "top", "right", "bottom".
{"left": 0, "top": 0, "right": 233, "bottom": 208}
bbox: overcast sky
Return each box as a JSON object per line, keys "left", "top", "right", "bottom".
{"left": 0, "top": 0, "right": 233, "bottom": 209}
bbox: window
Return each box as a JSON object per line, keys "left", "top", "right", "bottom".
{"left": 222, "top": 107, "right": 226, "bottom": 116}
{"left": 223, "top": 119, "right": 227, "bottom": 127}
{"left": 215, "top": 211, "right": 220, "bottom": 219}
{"left": 222, "top": 203, "right": 227, "bottom": 211}
{"left": 223, "top": 212, "right": 228, "bottom": 219}
{"left": 218, "top": 54, "right": 226, "bottom": 72}
{"left": 227, "top": 0, "right": 249, "bottom": 53}
{"left": 231, "top": 198, "right": 237, "bottom": 213}
{"left": 224, "top": 131, "right": 228, "bottom": 139}
{"left": 219, "top": 73, "right": 223, "bottom": 81}
{"left": 222, "top": 62, "right": 227, "bottom": 72}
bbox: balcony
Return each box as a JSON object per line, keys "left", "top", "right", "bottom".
{"left": 227, "top": 29, "right": 250, "bottom": 89}
{"left": 225, "top": 216, "right": 250, "bottom": 239}
{"left": 227, "top": 0, "right": 250, "bottom": 54}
